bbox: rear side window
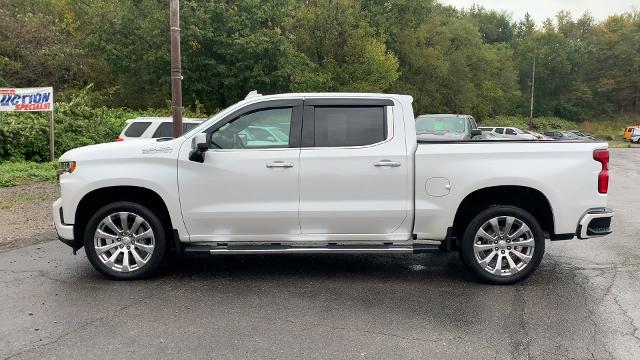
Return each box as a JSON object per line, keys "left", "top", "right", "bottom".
{"left": 152, "top": 122, "right": 200, "bottom": 138}
{"left": 153, "top": 122, "right": 173, "bottom": 138}
{"left": 184, "top": 123, "right": 199, "bottom": 133}
{"left": 124, "top": 122, "right": 151, "bottom": 137}
{"left": 314, "top": 107, "right": 385, "bottom": 147}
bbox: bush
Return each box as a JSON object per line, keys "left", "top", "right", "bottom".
{"left": 0, "top": 161, "right": 57, "bottom": 187}
{"left": 479, "top": 116, "right": 528, "bottom": 129}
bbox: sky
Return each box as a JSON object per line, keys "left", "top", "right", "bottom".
{"left": 439, "top": 0, "right": 638, "bottom": 23}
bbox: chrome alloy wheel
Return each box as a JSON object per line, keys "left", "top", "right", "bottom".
{"left": 94, "top": 212, "right": 155, "bottom": 273}
{"left": 473, "top": 216, "right": 535, "bottom": 276}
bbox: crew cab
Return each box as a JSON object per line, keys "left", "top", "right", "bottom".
{"left": 53, "top": 93, "right": 614, "bottom": 284}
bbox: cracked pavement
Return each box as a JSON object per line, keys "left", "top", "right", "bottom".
{"left": 1, "top": 148, "right": 639, "bottom": 359}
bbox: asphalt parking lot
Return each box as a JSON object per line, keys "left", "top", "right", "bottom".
{"left": 1, "top": 148, "right": 639, "bottom": 360}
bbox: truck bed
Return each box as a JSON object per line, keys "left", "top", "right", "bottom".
{"left": 413, "top": 141, "right": 608, "bottom": 240}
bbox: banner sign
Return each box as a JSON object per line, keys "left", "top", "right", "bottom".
{"left": 0, "top": 87, "right": 54, "bottom": 111}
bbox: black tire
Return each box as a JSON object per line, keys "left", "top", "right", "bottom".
{"left": 459, "top": 205, "right": 545, "bottom": 285}
{"left": 84, "top": 201, "right": 167, "bottom": 280}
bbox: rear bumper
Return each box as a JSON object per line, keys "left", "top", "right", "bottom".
{"left": 52, "top": 198, "right": 82, "bottom": 252}
{"left": 576, "top": 208, "right": 614, "bottom": 239}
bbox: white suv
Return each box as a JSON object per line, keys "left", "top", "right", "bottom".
{"left": 116, "top": 117, "right": 206, "bottom": 141}
{"left": 478, "top": 126, "right": 536, "bottom": 140}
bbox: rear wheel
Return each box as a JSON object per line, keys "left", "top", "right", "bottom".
{"left": 84, "top": 201, "right": 166, "bottom": 280}
{"left": 459, "top": 205, "right": 545, "bottom": 284}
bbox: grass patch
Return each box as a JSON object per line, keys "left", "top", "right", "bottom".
{"left": 0, "top": 161, "right": 57, "bottom": 187}
{"left": 0, "top": 192, "right": 57, "bottom": 209}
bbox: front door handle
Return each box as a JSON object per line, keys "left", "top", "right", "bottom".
{"left": 266, "top": 161, "right": 294, "bottom": 168}
{"left": 373, "top": 160, "right": 401, "bottom": 167}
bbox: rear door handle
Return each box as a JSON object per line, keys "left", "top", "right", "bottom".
{"left": 373, "top": 160, "right": 401, "bottom": 167}
{"left": 266, "top": 161, "right": 294, "bottom": 168}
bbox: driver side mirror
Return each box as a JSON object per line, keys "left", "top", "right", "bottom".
{"left": 470, "top": 129, "right": 482, "bottom": 136}
{"left": 189, "top": 133, "right": 209, "bottom": 163}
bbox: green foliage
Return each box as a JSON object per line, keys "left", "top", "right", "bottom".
{"left": 0, "top": 0, "right": 638, "bottom": 125}
{"left": 363, "top": 2, "right": 521, "bottom": 119}
{"left": 0, "top": 161, "right": 57, "bottom": 187}
{"left": 290, "top": 0, "right": 399, "bottom": 92}
{"left": 479, "top": 116, "right": 529, "bottom": 129}
{"left": 0, "top": 0, "right": 93, "bottom": 89}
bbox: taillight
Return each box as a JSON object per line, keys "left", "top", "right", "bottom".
{"left": 115, "top": 138, "right": 124, "bottom": 142}
{"left": 593, "top": 149, "right": 609, "bottom": 194}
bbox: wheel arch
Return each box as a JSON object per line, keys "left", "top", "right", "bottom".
{"left": 74, "top": 186, "right": 175, "bottom": 247}
{"left": 451, "top": 185, "right": 555, "bottom": 244}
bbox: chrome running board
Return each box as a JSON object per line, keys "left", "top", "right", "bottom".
{"left": 183, "top": 243, "right": 441, "bottom": 255}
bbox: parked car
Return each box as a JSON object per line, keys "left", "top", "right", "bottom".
{"left": 116, "top": 117, "right": 206, "bottom": 141}
{"left": 474, "top": 131, "right": 511, "bottom": 140}
{"left": 415, "top": 114, "right": 481, "bottom": 141}
{"left": 478, "top": 127, "right": 537, "bottom": 140}
{"left": 543, "top": 131, "right": 580, "bottom": 140}
{"left": 631, "top": 128, "right": 640, "bottom": 143}
{"left": 624, "top": 126, "right": 640, "bottom": 141}
{"left": 568, "top": 130, "right": 595, "bottom": 140}
{"left": 54, "top": 92, "right": 613, "bottom": 285}
{"left": 523, "top": 130, "right": 554, "bottom": 141}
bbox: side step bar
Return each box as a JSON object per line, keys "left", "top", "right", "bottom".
{"left": 183, "top": 243, "right": 441, "bottom": 255}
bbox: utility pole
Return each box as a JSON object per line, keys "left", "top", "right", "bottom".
{"left": 529, "top": 55, "right": 536, "bottom": 128}
{"left": 170, "top": 0, "right": 183, "bottom": 137}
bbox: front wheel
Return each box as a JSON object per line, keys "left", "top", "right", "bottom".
{"left": 84, "top": 201, "right": 167, "bottom": 280}
{"left": 459, "top": 206, "right": 545, "bottom": 285}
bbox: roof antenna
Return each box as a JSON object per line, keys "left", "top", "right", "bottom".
{"left": 245, "top": 90, "right": 262, "bottom": 99}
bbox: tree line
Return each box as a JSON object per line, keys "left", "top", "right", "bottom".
{"left": 1, "top": 0, "right": 638, "bottom": 121}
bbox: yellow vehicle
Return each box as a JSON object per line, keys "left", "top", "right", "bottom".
{"left": 624, "top": 126, "right": 640, "bottom": 141}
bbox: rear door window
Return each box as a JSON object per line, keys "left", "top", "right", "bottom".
{"left": 124, "top": 122, "right": 151, "bottom": 137}
{"left": 152, "top": 122, "right": 200, "bottom": 138}
{"left": 313, "top": 107, "right": 385, "bottom": 147}
{"left": 495, "top": 128, "right": 505, "bottom": 134}
{"left": 153, "top": 122, "right": 173, "bottom": 138}
{"left": 183, "top": 123, "right": 200, "bottom": 133}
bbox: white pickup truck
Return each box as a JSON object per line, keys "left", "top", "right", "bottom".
{"left": 53, "top": 92, "right": 613, "bottom": 284}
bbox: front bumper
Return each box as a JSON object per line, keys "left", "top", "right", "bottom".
{"left": 576, "top": 208, "right": 614, "bottom": 239}
{"left": 52, "top": 198, "right": 82, "bottom": 252}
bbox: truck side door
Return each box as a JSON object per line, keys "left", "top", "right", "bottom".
{"left": 178, "top": 99, "right": 303, "bottom": 242}
{"left": 298, "top": 98, "right": 411, "bottom": 239}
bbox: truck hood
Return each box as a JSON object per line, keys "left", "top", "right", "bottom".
{"left": 59, "top": 138, "right": 184, "bottom": 162}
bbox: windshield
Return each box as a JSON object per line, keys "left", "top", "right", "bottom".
{"left": 416, "top": 116, "right": 466, "bottom": 134}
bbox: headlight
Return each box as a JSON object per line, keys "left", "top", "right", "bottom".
{"left": 58, "top": 161, "right": 77, "bottom": 175}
